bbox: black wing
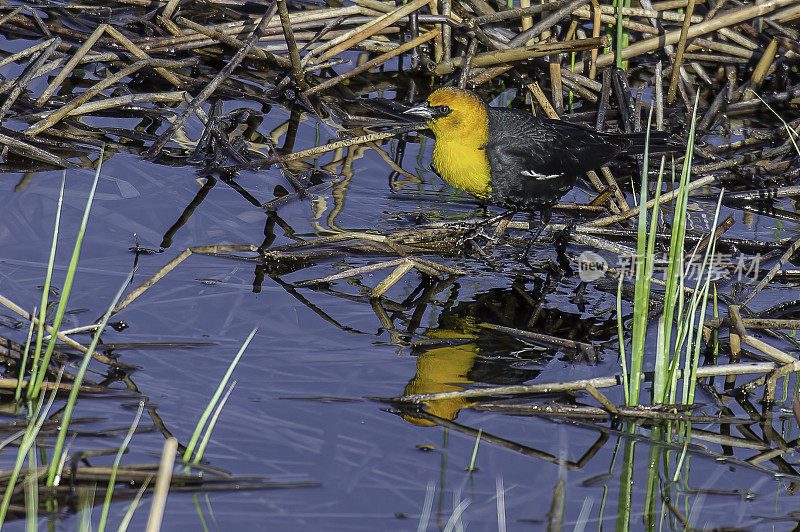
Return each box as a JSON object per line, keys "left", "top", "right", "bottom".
{"left": 484, "top": 108, "right": 630, "bottom": 209}
{"left": 485, "top": 108, "right": 632, "bottom": 177}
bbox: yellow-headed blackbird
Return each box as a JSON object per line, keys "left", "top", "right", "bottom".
{"left": 403, "top": 87, "right": 677, "bottom": 219}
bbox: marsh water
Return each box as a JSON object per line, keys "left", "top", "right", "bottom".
{"left": 2, "top": 111, "right": 800, "bottom": 531}
{"left": 1, "top": 35, "right": 800, "bottom": 531}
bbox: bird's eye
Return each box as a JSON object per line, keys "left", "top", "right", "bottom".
{"left": 437, "top": 105, "right": 451, "bottom": 115}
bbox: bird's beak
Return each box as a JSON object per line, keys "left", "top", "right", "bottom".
{"left": 403, "top": 101, "right": 436, "bottom": 120}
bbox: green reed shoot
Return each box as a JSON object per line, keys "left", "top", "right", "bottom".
{"left": 622, "top": 92, "right": 724, "bottom": 407}
{"left": 76, "top": 483, "right": 96, "bottom": 531}
{"left": 194, "top": 383, "right": 236, "bottom": 465}
{"left": 117, "top": 476, "right": 152, "bottom": 532}
{"left": 184, "top": 327, "right": 257, "bottom": 464}
{"left": 613, "top": 0, "right": 630, "bottom": 69}
{"left": 29, "top": 151, "right": 104, "bottom": 400}
{"left": 193, "top": 381, "right": 236, "bottom": 464}
{"left": 0, "top": 369, "right": 62, "bottom": 527}
{"left": 617, "top": 275, "right": 629, "bottom": 405}
{"left": 98, "top": 401, "right": 144, "bottom": 532}
{"left": 680, "top": 192, "right": 723, "bottom": 406}
{"left": 27, "top": 173, "right": 65, "bottom": 400}
{"left": 467, "top": 428, "right": 482, "bottom": 472}
{"left": 46, "top": 272, "right": 132, "bottom": 487}
{"left": 654, "top": 94, "right": 713, "bottom": 406}
{"left": 15, "top": 308, "right": 35, "bottom": 403}
{"left": 23, "top": 467, "right": 37, "bottom": 532}
{"left": 627, "top": 109, "right": 662, "bottom": 405}
{"left": 753, "top": 92, "right": 799, "bottom": 157}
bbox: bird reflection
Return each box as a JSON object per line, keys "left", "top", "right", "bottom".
{"left": 398, "top": 285, "right": 618, "bottom": 426}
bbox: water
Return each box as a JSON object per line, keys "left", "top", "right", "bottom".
{"left": 1, "top": 94, "right": 800, "bottom": 530}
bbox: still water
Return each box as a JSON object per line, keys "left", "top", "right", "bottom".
{"left": 1, "top": 98, "right": 799, "bottom": 531}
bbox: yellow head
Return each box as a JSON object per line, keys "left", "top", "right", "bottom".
{"left": 403, "top": 88, "right": 492, "bottom": 198}
{"left": 404, "top": 88, "right": 489, "bottom": 147}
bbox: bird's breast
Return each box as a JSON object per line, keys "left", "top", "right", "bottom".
{"left": 432, "top": 140, "right": 491, "bottom": 198}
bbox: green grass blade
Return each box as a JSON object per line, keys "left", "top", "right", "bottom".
{"left": 629, "top": 110, "right": 655, "bottom": 405}
{"left": 46, "top": 270, "right": 132, "bottom": 487}
{"left": 24, "top": 437, "right": 38, "bottom": 532}
{"left": 657, "top": 92, "right": 700, "bottom": 404}
{"left": 645, "top": 164, "right": 665, "bottom": 401}
{"left": 116, "top": 476, "right": 152, "bottom": 532}
{"left": 183, "top": 327, "right": 257, "bottom": 463}
{"left": 753, "top": 92, "right": 799, "bottom": 157}
{"left": 98, "top": 402, "right": 145, "bottom": 532}
{"left": 27, "top": 173, "right": 65, "bottom": 398}
{"left": 193, "top": 382, "right": 236, "bottom": 464}
{"left": 15, "top": 307, "right": 36, "bottom": 403}
{"left": 615, "top": 0, "right": 624, "bottom": 69}
{"left": 617, "top": 274, "right": 629, "bottom": 405}
{"left": 77, "top": 483, "right": 96, "bottom": 532}
{"left": 685, "top": 191, "right": 724, "bottom": 404}
{"left": 31, "top": 150, "right": 105, "bottom": 400}
{"left": 467, "top": 428, "right": 482, "bottom": 472}
{"left": 0, "top": 370, "right": 62, "bottom": 527}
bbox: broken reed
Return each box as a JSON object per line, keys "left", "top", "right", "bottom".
{"left": 0, "top": 0, "right": 796, "bottom": 169}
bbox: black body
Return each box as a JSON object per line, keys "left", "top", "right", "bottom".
{"left": 484, "top": 107, "right": 676, "bottom": 211}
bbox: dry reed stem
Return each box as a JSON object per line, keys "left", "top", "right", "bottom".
{"left": 468, "top": 0, "right": 572, "bottom": 25}
{"left": 584, "top": 174, "right": 717, "bottom": 227}
{"left": 0, "top": 38, "right": 52, "bottom": 69}
{"left": 595, "top": 0, "right": 796, "bottom": 67}
{"left": 392, "top": 362, "right": 781, "bottom": 403}
{"left": 111, "top": 245, "right": 258, "bottom": 315}
{"left": 104, "top": 25, "right": 183, "bottom": 88}
{"left": 162, "top": 0, "right": 181, "bottom": 20}
{"left": 0, "top": 378, "right": 106, "bottom": 393}
{"left": 305, "top": 29, "right": 440, "bottom": 95}
{"left": 741, "top": 235, "right": 800, "bottom": 307}
{"left": 371, "top": 260, "right": 416, "bottom": 298}
{"left": 667, "top": 0, "right": 696, "bottom": 104}
{"left": 145, "top": 437, "right": 178, "bottom": 532}
{"left": 748, "top": 37, "right": 780, "bottom": 96}
{"left": 475, "top": 403, "right": 753, "bottom": 424}
{"left": 439, "top": 36, "right": 608, "bottom": 75}
{"left": 276, "top": 0, "right": 305, "bottom": 90}
{"left": 229, "top": 124, "right": 426, "bottom": 172}
{"left": 145, "top": 5, "right": 277, "bottom": 158}
{"left": 36, "top": 24, "right": 107, "bottom": 106}
{"left": 135, "top": 6, "right": 365, "bottom": 51}
{"left": 0, "top": 294, "right": 88, "bottom": 354}
{"left": 584, "top": 384, "right": 618, "bottom": 414}
{"left": 0, "top": 38, "right": 60, "bottom": 124}
{"left": 706, "top": 318, "right": 800, "bottom": 330}
{"left": 0, "top": 132, "right": 70, "bottom": 167}
{"left": 480, "top": 323, "right": 596, "bottom": 358}
{"left": 0, "top": 7, "right": 22, "bottom": 30}
{"left": 25, "top": 58, "right": 195, "bottom": 136}
{"left": 67, "top": 92, "right": 186, "bottom": 116}
{"left": 314, "top": 0, "right": 429, "bottom": 64}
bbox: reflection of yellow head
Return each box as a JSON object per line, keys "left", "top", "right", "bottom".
{"left": 402, "top": 344, "right": 478, "bottom": 426}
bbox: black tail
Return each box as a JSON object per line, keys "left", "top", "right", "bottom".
{"left": 621, "top": 131, "right": 683, "bottom": 155}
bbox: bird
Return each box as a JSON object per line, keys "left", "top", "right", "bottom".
{"left": 402, "top": 87, "right": 678, "bottom": 249}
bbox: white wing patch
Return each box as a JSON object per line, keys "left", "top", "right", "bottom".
{"left": 521, "top": 170, "right": 561, "bottom": 180}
